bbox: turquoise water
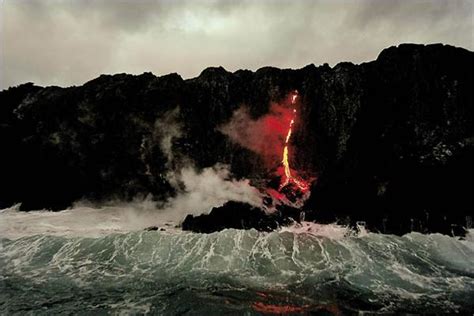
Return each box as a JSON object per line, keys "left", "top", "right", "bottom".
{"left": 1, "top": 220, "right": 474, "bottom": 314}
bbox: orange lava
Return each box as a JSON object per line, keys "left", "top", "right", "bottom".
{"left": 278, "top": 90, "right": 309, "bottom": 193}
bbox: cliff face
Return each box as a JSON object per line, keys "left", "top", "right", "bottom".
{"left": 303, "top": 45, "right": 473, "bottom": 234}
{"left": 1, "top": 44, "right": 472, "bottom": 235}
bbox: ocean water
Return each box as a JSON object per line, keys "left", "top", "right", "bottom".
{"left": 1, "top": 206, "right": 473, "bottom": 315}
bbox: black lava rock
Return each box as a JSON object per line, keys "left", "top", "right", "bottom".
{"left": 182, "top": 201, "right": 279, "bottom": 233}
{"left": 181, "top": 201, "right": 306, "bottom": 233}
{"left": 0, "top": 44, "right": 472, "bottom": 236}
{"left": 144, "top": 226, "right": 159, "bottom": 231}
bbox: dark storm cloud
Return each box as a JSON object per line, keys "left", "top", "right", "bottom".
{"left": 1, "top": 0, "right": 472, "bottom": 89}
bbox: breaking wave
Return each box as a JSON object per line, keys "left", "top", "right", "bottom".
{"left": 1, "top": 206, "right": 473, "bottom": 314}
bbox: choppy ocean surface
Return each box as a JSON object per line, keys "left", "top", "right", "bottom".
{"left": 1, "top": 205, "right": 473, "bottom": 315}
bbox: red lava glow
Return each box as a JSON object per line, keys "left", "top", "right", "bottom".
{"left": 252, "top": 291, "right": 342, "bottom": 315}
{"left": 219, "top": 103, "right": 293, "bottom": 167}
{"left": 278, "top": 90, "right": 310, "bottom": 194}
{"left": 252, "top": 302, "right": 310, "bottom": 314}
{"left": 219, "top": 89, "right": 313, "bottom": 204}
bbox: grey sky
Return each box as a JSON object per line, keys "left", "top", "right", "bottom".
{"left": 1, "top": 0, "right": 472, "bottom": 89}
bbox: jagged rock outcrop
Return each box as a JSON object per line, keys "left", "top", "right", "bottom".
{"left": 182, "top": 201, "right": 302, "bottom": 233}
{"left": 182, "top": 201, "right": 274, "bottom": 233}
{"left": 0, "top": 44, "right": 472, "bottom": 235}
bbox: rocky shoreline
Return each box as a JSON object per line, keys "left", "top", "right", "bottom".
{"left": 1, "top": 43, "right": 472, "bottom": 236}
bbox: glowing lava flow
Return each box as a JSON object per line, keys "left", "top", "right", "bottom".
{"left": 279, "top": 91, "right": 309, "bottom": 192}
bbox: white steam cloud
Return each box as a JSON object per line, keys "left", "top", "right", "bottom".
{"left": 0, "top": 164, "right": 263, "bottom": 239}
{"left": 0, "top": 105, "right": 264, "bottom": 239}
{"left": 160, "top": 163, "right": 263, "bottom": 223}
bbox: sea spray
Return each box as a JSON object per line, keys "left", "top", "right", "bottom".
{"left": 1, "top": 206, "right": 473, "bottom": 314}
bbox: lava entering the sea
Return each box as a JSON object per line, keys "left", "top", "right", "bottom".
{"left": 219, "top": 89, "right": 313, "bottom": 205}
{"left": 278, "top": 90, "right": 309, "bottom": 194}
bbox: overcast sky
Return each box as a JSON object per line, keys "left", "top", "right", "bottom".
{"left": 0, "top": 0, "right": 472, "bottom": 89}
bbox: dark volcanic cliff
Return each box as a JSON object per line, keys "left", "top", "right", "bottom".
{"left": 0, "top": 44, "right": 472, "bottom": 235}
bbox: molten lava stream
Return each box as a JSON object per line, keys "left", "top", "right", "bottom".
{"left": 278, "top": 91, "right": 309, "bottom": 193}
